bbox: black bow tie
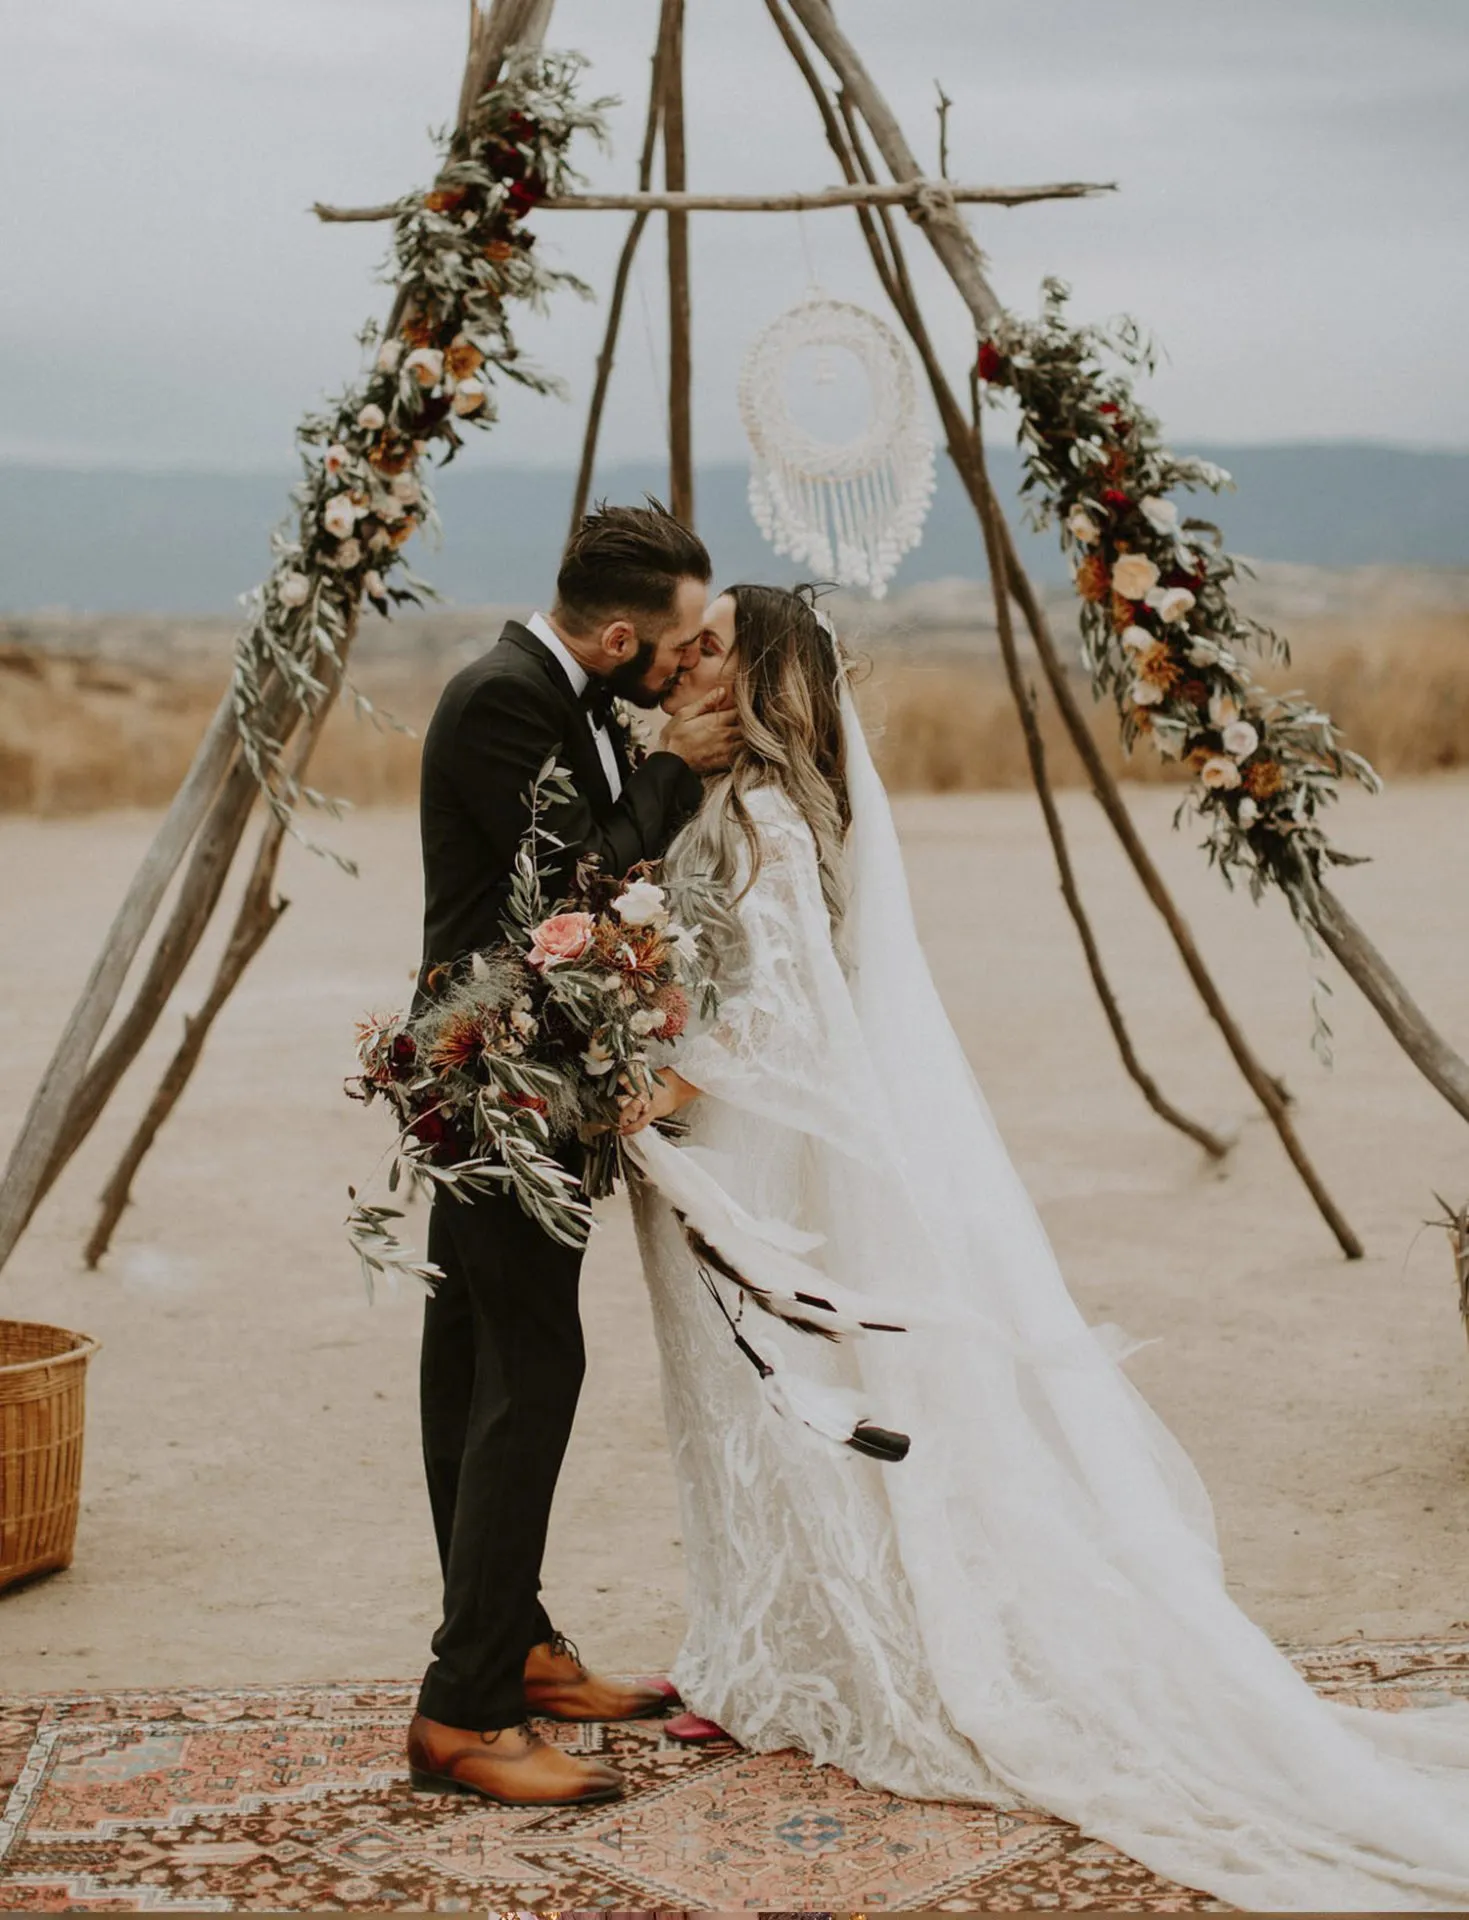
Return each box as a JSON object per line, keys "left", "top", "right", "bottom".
{"left": 579, "top": 679, "right": 615, "bottom": 728}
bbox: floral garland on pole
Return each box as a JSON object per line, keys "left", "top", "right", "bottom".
{"left": 977, "top": 279, "right": 1379, "bottom": 919}
{"left": 230, "top": 50, "right": 609, "bottom": 848}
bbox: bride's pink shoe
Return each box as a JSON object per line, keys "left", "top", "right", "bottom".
{"left": 665, "top": 1710, "right": 732, "bottom": 1744}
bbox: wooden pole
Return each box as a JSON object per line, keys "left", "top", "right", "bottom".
{"left": 1300, "top": 878, "right": 1469, "bottom": 1125}
{"left": 972, "top": 417, "right": 1231, "bottom": 1162}
{"left": 0, "top": 696, "right": 238, "bottom": 1273}
{"left": 0, "top": 0, "right": 557, "bottom": 1284}
{"left": 773, "top": 0, "right": 1360, "bottom": 1256}
{"left": 764, "top": 0, "right": 1227, "bottom": 1163}
{"left": 315, "top": 179, "right": 1114, "bottom": 222}
{"left": 662, "top": 0, "right": 694, "bottom": 524}
{"left": 569, "top": 10, "right": 669, "bottom": 532}
{"left": 783, "top": 0, "right": 1468, "bottom": 1150}
{"left": 82, "top": 657, "right": 348, "bottom": 1269}
{"left": 25, "top": 752, "right": 266, "bottom": 1228}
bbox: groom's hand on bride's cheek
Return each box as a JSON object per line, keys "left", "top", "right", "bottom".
{"left": 661, "top": 686, "right": 739, "bottom": 774}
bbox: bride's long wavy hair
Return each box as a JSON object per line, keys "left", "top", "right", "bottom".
{"left": 667, "top": 582, "right": 852, "bottom": 950}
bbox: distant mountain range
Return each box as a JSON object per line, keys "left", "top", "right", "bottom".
{"left": 2, "top": 444, "right": 1466, "bottom": 615}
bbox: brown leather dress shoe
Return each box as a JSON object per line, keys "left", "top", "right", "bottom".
{"left": 406, "top": 1713, "right": 623, "bottom": 1806}
{"left": 522, "top": 1632, "right": 672, "bottom": 1723}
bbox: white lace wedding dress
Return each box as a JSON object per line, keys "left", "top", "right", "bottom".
{"left": 626, "top": 679, "right": 1469, "bottom": 1911}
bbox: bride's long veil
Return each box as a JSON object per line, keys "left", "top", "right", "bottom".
{"left": 831, "top": 675, "right": 1469, "bottom": 1909}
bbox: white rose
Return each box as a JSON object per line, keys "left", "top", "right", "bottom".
{"left": 363, "top": 568, "right": 386, "bottom": 600}
{"left": 391, "top": 473, "right": 422, "bottom": 504}
{"left": 1208, "top": 689, "right": 1240, "bottom": 728}
{"left": 322, "top": 493, "right": 359, "bottom": 538}
{"left": 376, "top": 338, "right": 403, "bottom": 373}
{"left": 334, "top": 537, "right": 362, "bottom": 570}
{"left": 1139, "top": 495, "right": 1180, "bottom": 535}
{"left": 1111, "top": 553, "right": 1160, "bottom": 601}
{"left": 356, "top": 402, "right": 386, "bottom": 431}
{"left": 368, "top": 524, "right": 393, "bottom": 550}
{"left": 404, "top": 347, "right": 444, "bottom": 387}
{"left": 1130, "top": 680, "right": 1165, "bottom": 708}
{"left": 374, "top": 492, "right": 405, "bottom": 523}
{"left": 582, "top": 1036, "right": 616, "bottom": 1076}
{"left": 613, "top": 878, "right": 668, "bottom": 927}
{"left": 451, "top": 379, "right": 488, "bottom": 416}
{"left": 323, "top": 443, "right": 350, "bottom": 477}
{"left": 630, "top": 1007, "right": 667, "bottom": 1036}
{"left": 1148, "top": 586, "right": 1196, "bottom": 625}
{"left": 1237, "top": 796, "right": 1259, "bottom": 827}
{"left": 1120, "top": 624, "right": 1153, "bottom": 655}
{"left": 277, "top": 570, "right": 310, "bottom": 607}
{"left": 1067, "top": 505, "right": 1100, "bottom": 544}
{"left": 1221, "top": 719, "right": 1260, "bottom": 760}
{"left": 1199, "top": 754, "right": 1242, "bottom": 790}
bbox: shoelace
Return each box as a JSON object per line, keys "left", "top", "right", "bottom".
{"left": 545, "top": 1630, "right": 587, "bottom": 1675}
{"left": 479, "top": 1721, "right": 539, "bottom": 1749}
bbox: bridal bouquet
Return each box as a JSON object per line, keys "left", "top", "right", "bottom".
{"left": 345, "top": 757, "right": 718, "bottom": 1285}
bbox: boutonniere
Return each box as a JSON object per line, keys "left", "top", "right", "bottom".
{"left": 609, "top": 696, "right": 651, "bottom": 771}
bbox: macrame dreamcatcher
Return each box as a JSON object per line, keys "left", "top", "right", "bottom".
{"left": 739, "top": 290, "right": 935, "bottom": 599}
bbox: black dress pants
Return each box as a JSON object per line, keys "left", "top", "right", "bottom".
{"left": 415, "top": 1182, "right": 586, "bottom": 1729}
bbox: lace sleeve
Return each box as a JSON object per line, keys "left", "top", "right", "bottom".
{"left": 672, "top": 794, "right": 886, "bottom": 1169}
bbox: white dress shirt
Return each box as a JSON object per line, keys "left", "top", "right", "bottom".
{"left": 524, "top": 610, "right": 623, "bottom": 801}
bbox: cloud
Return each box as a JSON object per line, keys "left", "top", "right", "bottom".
{"left": 0, "top": 0, "right": 1464, "bottom": 471}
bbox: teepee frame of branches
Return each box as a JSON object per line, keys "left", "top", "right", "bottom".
{"left": 2, "top": 0, "right": 1467, "bottom": 1283}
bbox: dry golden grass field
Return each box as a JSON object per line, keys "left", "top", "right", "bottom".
{"left": 3, "top": 574, "right": 1467, "bottom": 816}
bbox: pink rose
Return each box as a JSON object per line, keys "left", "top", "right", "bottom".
{"left": 527, "top": 911, "right": 595, "bottom": 970}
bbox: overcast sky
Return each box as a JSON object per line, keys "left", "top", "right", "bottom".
{"left": 2, "top": 0, "right": 1466, "bottom": 473}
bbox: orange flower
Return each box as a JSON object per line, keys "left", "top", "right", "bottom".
{"left": 444, "top": 337, "right": 485, "bottom": 380}
{"left": 597, "top": 922, "right": 669, "bottom": 983}
{"left": 483, "top": 239, "right": 515, "bottom": 264}
{"left": 424, "top": 186, "right": 469, "bottom": 214}
{"left": 387, "top": 516, "right": 417, "bottom": 548}
{"left": 1136, "top": 641, "right": 1183, "bottom": 692}
{"left": 401, "top": 311, "right": 439, "bottom": 349}
{"left": 367, "top": 435, "right": 414, "bottom": 476}
{"left": 1109, "top": 592, "right": 1136, "bottom": 633}
{"left": 1243, "top": 758, "right": 1286, "bottom": 799}
{"left": 427, "top": 1011, "right": 487, "bottom": 1073}
{"left": 1074, "top": 554, "right": 1110, "bottom": 604}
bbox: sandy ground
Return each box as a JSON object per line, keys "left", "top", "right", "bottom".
{"left": 2, "top": 779, "right": 1467, "bottom": 1696}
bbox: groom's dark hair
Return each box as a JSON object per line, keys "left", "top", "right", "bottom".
{"left": 554, "top": 496, "right": 710, "bottom": 637}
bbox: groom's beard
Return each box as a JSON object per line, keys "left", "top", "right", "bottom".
{"left": 604, "top": 635, "right": 676, "bottom": 708}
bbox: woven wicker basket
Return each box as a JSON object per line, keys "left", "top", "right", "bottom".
{"left": 1, "top": 1320, "right": 99, "bottom": 1593}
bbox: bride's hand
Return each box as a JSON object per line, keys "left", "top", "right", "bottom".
{"left": 617, "top": 1068, "right": 699, "bottom": 1135}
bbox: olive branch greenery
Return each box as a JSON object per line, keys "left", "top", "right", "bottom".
{"left": 230, "top": 51, "right": 610, "bottom": 866}
{"left": 982, "top": 280, "right": 1380, "bottom": 918}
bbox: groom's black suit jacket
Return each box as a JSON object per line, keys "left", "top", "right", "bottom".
{"left": 416, "top": 618, "right": 703, "bottom": 998}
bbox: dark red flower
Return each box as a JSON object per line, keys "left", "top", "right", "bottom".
{"left": 507, "top": 1091, "right": 549, "bottom": 1116}
{"left": 505, "top": 175, "right": 547, "bottom": 217}
{"left": 975, "top": 341, "right": 1006, "bottom": 384}
{"left": 1168, "top": 566, "right": 1206, "bottom": 591}
{"left": 390, "top": 1033, "right": 417, "bottom": 1074}
{"left": 1099, "top": 402, "right": 1120, "bottom": 416}
{"left": 1102, "top": 488, "right": 1131, "bottom": 509}
{"left": 503, "top": 111, "right": 537, "bottom": 143}
{"left": 410, "top": 1106, "right": 448, "bottom": 1149}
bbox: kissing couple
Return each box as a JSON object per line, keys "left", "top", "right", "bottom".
{"left": 402, "top": 501, "right": 1469, "bottom": 1910}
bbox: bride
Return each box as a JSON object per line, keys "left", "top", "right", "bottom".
{"left": 615, "top": 581, "right": 1469, "bottom": 1911}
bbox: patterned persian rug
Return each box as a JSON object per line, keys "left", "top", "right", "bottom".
{"left": 1, "top": 1639, "right": 1465, "bottom": 1913}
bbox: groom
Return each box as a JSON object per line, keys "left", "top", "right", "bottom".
{"left": 406, "top": 501, "right": 735, "bottom": 1808}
